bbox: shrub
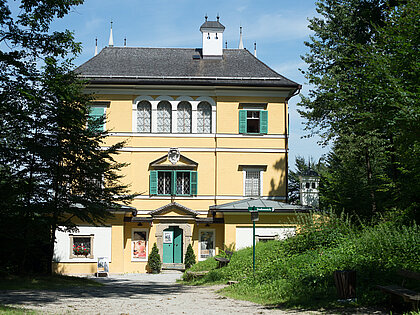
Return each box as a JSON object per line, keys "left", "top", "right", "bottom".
{"left": 184, "top": 243, "right": 196, "bottom": 269}
{"left": 147, "top": 243, "right": 161, "bottom": 273}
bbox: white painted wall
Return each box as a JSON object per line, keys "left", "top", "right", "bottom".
{"left": 202, "top": 30, "right": 223, "bottom": 57}
{"left": 54, "top": 226, "right": 112, "bottom": 263}
{"left": 235, "top": 226, "right": 296, "bottom": 250}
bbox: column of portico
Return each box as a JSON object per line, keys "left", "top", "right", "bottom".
{"left": 151, "top": 100, "right": 159, "bottom": 133}
{"left": 191, "top": 100, "right": 199, "bottom": 133}
{"left": 171, "top": 101, "right": 179, "bottom": 133}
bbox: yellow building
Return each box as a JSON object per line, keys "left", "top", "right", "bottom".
{"left": 54, "top": 18, "right": 306, "bottom": 275}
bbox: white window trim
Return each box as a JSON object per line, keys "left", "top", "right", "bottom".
{"left": 131, "top": 228, "right": 149, "bottom": 262}
{"left": 198, "top": 229, "right": 216, "bottom": 261}
{"left": 243, "top": 167, "right": 264, "bottom": 197}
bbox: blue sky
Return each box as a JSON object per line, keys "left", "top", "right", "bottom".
{"left": 50, "top": 0, "right": 329, "bottom": 168}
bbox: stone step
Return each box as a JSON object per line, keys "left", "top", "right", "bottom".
{"left": 162, "top": 263, "right": 185, "bottom": 271}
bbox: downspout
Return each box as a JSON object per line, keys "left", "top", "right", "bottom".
{"left": 285, "top": 86, "right": 302, "bottom": 203}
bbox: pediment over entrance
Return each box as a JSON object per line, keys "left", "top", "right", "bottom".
{"left": 149, "top": 149, "right": 198, "bottom": 170}
{"left": 149, "top": 202, "right": 199, "bottom": 217}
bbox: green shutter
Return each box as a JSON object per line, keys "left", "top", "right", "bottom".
{"left": 149, "top": 171, "right": 158, "bottom": 195}
{"left": 171, "top": 171, "right": 176, "bottom": 195}
{"left": 239, "top": 110, "right": 247, "bottom": 134}
{"left": 190, "top": 171, "right": 197, "bottom": 195}
{"left": 260, "top": 110, "right": 268, "bottom": 134}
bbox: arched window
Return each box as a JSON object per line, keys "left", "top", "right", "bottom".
{"left": 177, "top": 101, "right": 191, "bottom": 133}
{"left": 137, "top": 101, "right": 151, "bottom": 133}
{"left": 157, "top": 101, "right": 172, "bottom": 133}
{"left": 197, "top": 102, "right": 212, "bottom": 133}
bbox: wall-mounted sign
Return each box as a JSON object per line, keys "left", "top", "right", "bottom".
{"left": 97, "top": 256, "right": 109, "bottom": 274}
{"left": 163, "top": 231, "right": 173, "bottom": 244}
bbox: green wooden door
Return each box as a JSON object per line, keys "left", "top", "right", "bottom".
{"left": 173, "top": 227, "right": 183, "bottom": 263}
{"left": 162, "top": 229, "right": 174, "bottom": 263}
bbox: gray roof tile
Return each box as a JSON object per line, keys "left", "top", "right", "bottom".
{"left": 209, "top": 198, "right": 310, "bottom": 212}
{"left": 76, "top": 47, "right": 300, "bottom": 88}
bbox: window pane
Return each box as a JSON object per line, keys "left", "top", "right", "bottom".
{"left": 246, "top": 110, "right": 260, "bottom": 133}
{"left": 157, "top": 102, "right": 172, "bottom": 133}
{"left": 177, "top": 102, "right": 191, "bottom": 133}
{"left": 197, "top": 102, "right": 211, "bottom": 133}
{"left": 245, "top": 170, "right": 260, "bottom": 196}
{"left": 137, "top": 101, "right": 151, "bottom": 133}
{"left": 176, "top": 171, "right": 190, "bottom": 195}
{"left": 73, "top": 237, "right": 91, "bottom": 256}
{"left": 158, "top": 171, "right": 172, "bottom": 194}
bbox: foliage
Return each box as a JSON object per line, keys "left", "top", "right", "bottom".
{"left": 0, "top": 0, "right": 134, "bottom": 275}
{"left": 299, "top": 0, "right": 420, "bottom": 222}
{"left": 0, "top": 305, "right": 39, "bottom": 314}
{"left": 184, "top": 244, "right": 196, "bottom": 269}
{"left": 183, "top": 213, "right": 420, "bottom": 309}
{"left": 288, "top": 156, "right": 325, "bottom": 204}
{"left": 147, "top": 243, "right": 161, "bottom": 273}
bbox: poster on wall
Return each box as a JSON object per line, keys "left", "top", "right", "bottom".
{"left": 132, "top": 231, "right": 147, "bottom": 259}
{"left": 97, "top": 257, "right": 109, "bottom": 274}
{"left": 163, "top": 231, "right": 173, "bottom": 244}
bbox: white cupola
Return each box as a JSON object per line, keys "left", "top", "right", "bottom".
{"left": 200, "top": 15, "right": 225, "bottom": 59}
{"left": 299, "top": 170, "right": 320, "bottom": 208}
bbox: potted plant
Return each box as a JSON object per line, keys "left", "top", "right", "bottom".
{"left": 147, "top": 243, "right": 161, "bottom": 273}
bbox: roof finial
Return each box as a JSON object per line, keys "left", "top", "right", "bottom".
{"left": 94, "top": 38, "right": 98, "bottom": 56}
{"left": 225, "top": 41, "right": 227, "bottom": 49}
{"left": 238, "top": 26, "right": 244, "bottom": 49}
{"left": 254, "top": 42, "right": 257, "bottom": 57}
{"left": 108, "top": 20, "right": 114, "bottom": 47}
{"left": 124, "top": 36, "right": 127, "bottom": 47}
{"left": 205, "top": 14, "right": 208, "bottom": 21}
{"left": 217, "top": 13, "right": 220, "bottom": 22}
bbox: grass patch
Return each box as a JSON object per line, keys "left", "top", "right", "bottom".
{"left": 0, "top": 274, "right": 102, "bottom": 290}
{"left": 0, "top": 305, "right": 38, "bottom": 314}
{"left": 183, "top": 214, "right": 420, "bottom": 311}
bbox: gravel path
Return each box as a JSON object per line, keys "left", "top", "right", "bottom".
{"left": 0, "top": 272, "right": 384, "bottom": 315}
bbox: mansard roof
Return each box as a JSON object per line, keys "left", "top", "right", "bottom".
{"left": 76, "top": 47, "right": 300, "bottom": 89}
{"left": 200, "top": 20, "right": 225, "bottom": 31}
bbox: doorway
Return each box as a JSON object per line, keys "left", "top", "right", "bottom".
{"left": 162, "top": 226, "right": 183, "bottom": 263}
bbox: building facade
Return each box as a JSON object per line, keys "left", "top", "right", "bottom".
{"left": 54, "top": 18, "right": 305, "bottom": 274}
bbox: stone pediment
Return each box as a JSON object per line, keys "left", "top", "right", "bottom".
{"left": 149, "top": 148, "right": 198, "bottom": 170}
{"left": 149, "top": 202, "right": 199, "bottom": 217}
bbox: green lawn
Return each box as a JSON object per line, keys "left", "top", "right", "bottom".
{"left": 0, "top": 305, "right": 38, "bottom": 315}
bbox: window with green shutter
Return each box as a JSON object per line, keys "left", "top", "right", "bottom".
{"left": 150, "top": 170, "right": 197, "bottom": 196}
{"left": 239, "top": 110, "right": 268, "bottom": 134}
{"left": 88, "top": 106, "right": 106, "bottom": 131}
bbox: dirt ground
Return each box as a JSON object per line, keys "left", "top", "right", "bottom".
{"left": 0, "top": 272, "right": 386, "bottom": 315}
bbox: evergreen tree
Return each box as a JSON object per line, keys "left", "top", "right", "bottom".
{"left": 299, "top": 0, "right": 419, "bottom": 221}
{"left": 184, "top": 244, "right": 196, "bottom": 269}
{"left": 147, "top": 243, "right": 161, "bottom": 273}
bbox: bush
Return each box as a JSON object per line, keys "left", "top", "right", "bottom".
{"left": 184, "top": 244, "right": 196, "bottom": 269}
{"left": 147, "top": 243, "right": 161, "bottom": 273}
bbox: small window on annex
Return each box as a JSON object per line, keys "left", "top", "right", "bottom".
{"left": 132, "top": 230, "right": 148, "bottom": 261}
{"left": 137, "top": 101, "right": 151, "bottom": 133}
{"left": 197, "top": 102, "right": 212, "bottom": 133}
{"left": 199, "top": 230, "right": 215, "bottom": 260}
{"left": 70, "top": 234, "right": 94, "bottom": 259}
{"left": 157, "top": 101, "right": 172, "bottom": 133}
